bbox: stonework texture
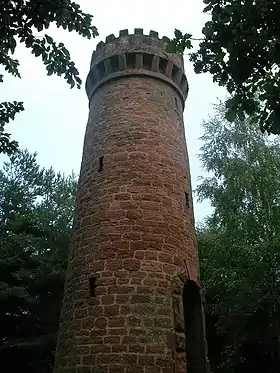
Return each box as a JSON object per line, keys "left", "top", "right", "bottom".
{"left": 54, "top": 29, "right": 208, "bottom": 373}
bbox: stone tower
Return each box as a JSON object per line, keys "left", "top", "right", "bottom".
{"left": 54, "top": 29, "right": 209, "bottom": 373}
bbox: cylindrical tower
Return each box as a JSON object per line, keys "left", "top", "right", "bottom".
{"left": 54, "top": 29, "right": 209, "bottom": 373}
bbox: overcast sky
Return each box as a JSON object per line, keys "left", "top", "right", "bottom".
{"left": 1, "top": 0, "right": 226, "bottom": 223}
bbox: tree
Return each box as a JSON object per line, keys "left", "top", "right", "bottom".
{"left": 169, "top": 0, "right": 280, "bottom": 135}
{"left": 199, "top": 229, "right": 280, "bottom": 373}
{"left": 0, "top": 149, "right": 77, "bottom": 372}
{"left": 0, "top": 0, "right": 98, "bottom": 154}
{"left": 196, "top": 103, "right": 280, "bottom": 372}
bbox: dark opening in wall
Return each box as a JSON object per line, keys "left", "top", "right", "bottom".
{"left": 110, "top": 55, "right": 119, "bottom": 72}
{"left": 159, "top": 58, "right": 168, "bottom": 74}
{"left": 126, "top": 53, "right": 136, "bottom": 68}
{"left": 98, "top": 156, "right": 104, "bottom": 173}
{"left": 181, "top": 75, "right": 188, "bottom": 91}
{"left": 143, "top": 53, "right": 154, "bottom": 70}
{"left": 185, "top": 192, "right": 190, "bottom": 208}
{"left": 89, "top": 277, "right": 96, "bottom": 297}
{"left": 87, "top": 73, "right": 95, "bottom": 92}
{"left": 175, "top": 97, "right": 178, "bottom": 107}
{"left": 183, "top": 281, "right": 208, "bottom": 373}
{"left": 172, "top": 65, "right": 179, "bottom": 81}
{"left": 97, "top": 61, "right": 105, "bottom": 78}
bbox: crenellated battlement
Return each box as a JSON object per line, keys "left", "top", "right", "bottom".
{"left": 86, "top": 28, "right": 188, "bottom": 107}
{"left": 95, "top": 29, "right": 170, "bottom": 51}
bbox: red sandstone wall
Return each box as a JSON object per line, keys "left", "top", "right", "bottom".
{"left": 53, "top": 29, "right": 205, "bottom": 373}
{"left": 54, "top": 76, "right": 199, "bottom": 373}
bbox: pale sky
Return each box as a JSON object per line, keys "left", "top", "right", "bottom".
{"left": 0, "top": 0, "right": 226, "bottom": 223}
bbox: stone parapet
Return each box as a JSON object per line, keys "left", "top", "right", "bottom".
{"left": 86, "top": 29, "right": 188, "bottom": 107}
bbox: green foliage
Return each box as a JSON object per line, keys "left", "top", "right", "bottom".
{"left": 0, "top": 149, "right": 77, "bottom": 372}
{"left": 197, "top": 103, "right": 280, "bottom": 372}
{"left": 197, "top": 102, "right": 280, "bottom": 242}
{"left": 170, "top": 0, "right": 280, "bottom": 135}
{"left": 166, "top": 29, "right": 193, "bottom": 54}
{"left": 0, "top": 0, "right": 98, "bottom": 154}
{"left": 0, "top": 101, "right": 24, "bottom": 154}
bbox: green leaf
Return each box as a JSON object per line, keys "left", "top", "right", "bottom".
{"left": 174, "top": 29, "right": 183, "bottom": 39}
{"left": 204, "top": 4, "right": 212, "bottom": 12}
{"left": 33, "top": 46, "right": 41, "bottom": 57}
{"left": 45, "top": 35, "right": 53, "bottom": 44}
{"left": 225, "top": 109, "right": 236, "bottom": 122}
{"left": 202, "top": 25, "right": 213, "bottom": 37}
{"left": 25, "top": 37, "right": 33, "bottom": 48}
{"left": 166, "top": 40, "right": 178, "bottom": 53}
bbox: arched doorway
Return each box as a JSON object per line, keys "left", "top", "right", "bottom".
{"left": 183, "top": 280, "right": 208, "bottom": 373}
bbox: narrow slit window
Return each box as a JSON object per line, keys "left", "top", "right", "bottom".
{"left": 172, "top": 65, "right": 179, "bottom": 81}
{"left": 89, "top": 277, "right": 96, "bottom": 297}
{"left": 126, "top": 53, "right": 136, "bottom": 68}
{"left": 98, "top": 156, "right": 104, "bottom": 173}
{"left": 110, "top": 55, "right": 119, "bottom": 72}
{"left": 143, "top": 53, "right": 154, "bottom": 70}
{"left": 159, "top": 58, "right": 168, "bottom": 74}
{"left": 181, "top": 75, "right": 188, "bottom": 92}
{"left": 97, "top": 61, "right": 105, "bottom": 78}
{"left": 175, "top": 97, "right": 178, "bottom": 107}
{"left": 185, "top": 192, "right": 190, "bottom": 208}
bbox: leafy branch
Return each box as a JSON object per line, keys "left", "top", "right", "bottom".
{"left": 0, "top": 0, "right": 99, "bottom": 154}
{"left": 168, "top": 0, "right": 280, "bottom": 135}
